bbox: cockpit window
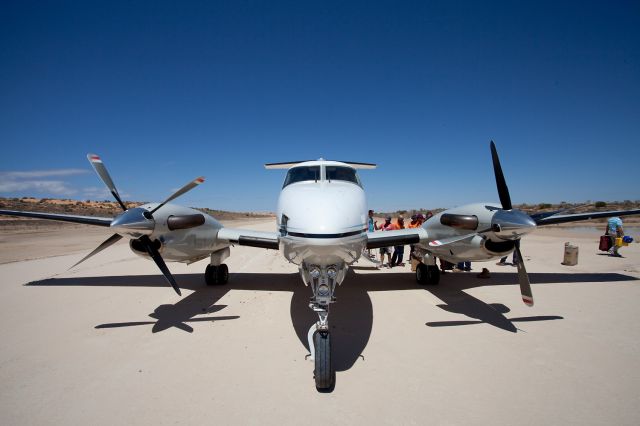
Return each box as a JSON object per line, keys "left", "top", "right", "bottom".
{"left": 326, "top": 166, "right": 361, "bottom": 187}
{"left": 283, "top": 166, "right": 321, "bottom": 188}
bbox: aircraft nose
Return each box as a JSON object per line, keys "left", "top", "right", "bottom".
{"left": 491, "top": 209, "right": 537, "bottom": 240}
{"left": 279, "top": 184, "right": 366, "bottom": 235}
{"left": 110, "top": 207, "right": 155, "bottom": 237}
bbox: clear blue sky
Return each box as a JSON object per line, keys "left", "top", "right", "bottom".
{"left": 1, "top": 1, "right": 639, "bottom": 212}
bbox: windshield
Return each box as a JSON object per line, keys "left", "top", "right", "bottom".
{"left": 325, "top": 166, "right": 361, "bottom": 187}
{"left": 283, "top": 166, "right": 321, "bottom": 187}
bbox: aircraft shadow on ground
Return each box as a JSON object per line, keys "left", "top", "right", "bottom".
{"left": 25, "top": 269, "right": 638, "bottom": 368}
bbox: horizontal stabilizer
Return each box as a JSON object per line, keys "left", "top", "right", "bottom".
{"left": 265, "top": 161, "right": 314, "bottom": 169}
{"left": 265, "top": 160, "right": 377, "bottom": 169}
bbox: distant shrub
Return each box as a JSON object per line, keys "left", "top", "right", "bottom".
{"left": 595, "top": 201, "right": 607, "bottom": 208}
{"left": 538, "top": 203, "right": 552, "bottom": 209}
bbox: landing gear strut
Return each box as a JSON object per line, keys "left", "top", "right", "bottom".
{"left": 302, "top": 264, "right": 342, "bottom": 391}
{"left": 205, "top": 263, "right": 228, "bottom": 285}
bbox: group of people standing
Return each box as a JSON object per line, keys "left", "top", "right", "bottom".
{"left": 367, "top": 210, "right": 432, "bottom": 268}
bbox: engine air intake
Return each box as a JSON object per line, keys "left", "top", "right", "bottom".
{"left": 167, "top": 214, "right": 205, "bottom": 231}
{"left": 440, "top": 214, "right": 479, "bottom": 230}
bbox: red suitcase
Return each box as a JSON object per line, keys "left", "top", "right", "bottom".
{"left": 599, "top": 235, "right": 611, "bottom": 251}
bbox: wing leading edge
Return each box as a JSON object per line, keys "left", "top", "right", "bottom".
{"left": 534, "top": 209, "right": 640, "bottom": 226}
{"left": 366, "top": 228, "right": 427, "bottom": 249}
{"left": 217, "top": 227, "right": 280, "bottom": 250}
{"left": 0, "top": 209, "right": 113, "bottom": 227}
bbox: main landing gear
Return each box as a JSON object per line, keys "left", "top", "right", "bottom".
{"left": 205, "top": 263, "right": 229, "bottom": 285}
{"left": 416, "top": 263, "right": 440, "bottom": 285}
{"left": 302, "top": 264, "right": 343, "bottom": 391}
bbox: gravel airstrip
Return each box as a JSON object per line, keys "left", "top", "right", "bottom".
{"left": 1, "top": 218, "right": 639, "bottom": 425}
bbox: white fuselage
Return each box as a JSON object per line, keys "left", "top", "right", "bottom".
{"left": 275, "top": 162, "right": 368, "bottom": 267}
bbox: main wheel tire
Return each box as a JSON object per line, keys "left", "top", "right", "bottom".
{"left": 313, "top": 331, "right": 335, "bottom": 391}
{"left": 427, "top": 265, "right": 440, "bottom": 285}
{"left": 416, "top": 263, "right": 440, "bottom": 285}
{"left": 216, "top": 264, "right": 229, "bottom": 284}
{"left": 205, "top": 265, "right": 218, "bottom": 286}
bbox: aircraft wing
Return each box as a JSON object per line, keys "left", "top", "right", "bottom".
{"left": 534, "top": 209, "right": 640, "bottom": 226}
{"left": 0, "top": 209, "right": 113, "bottom": 227}
{"left": 366, "top": 228, "right": 427, "bottom": 249}
{"left": 217, "top": 227, "right": 280, "bottom": 250}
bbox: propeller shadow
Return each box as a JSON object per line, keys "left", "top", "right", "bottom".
{"left": 425, "top": 291, "right": 563, "bottom": 332}
{"left": 95, "top": 288, "right": 239, "bottom": 333}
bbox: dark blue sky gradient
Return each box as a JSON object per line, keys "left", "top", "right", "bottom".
{"left": 1, "top": 1, "right": 638, "bottom": 211}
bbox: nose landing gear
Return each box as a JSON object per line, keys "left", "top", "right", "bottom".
{"left": 302, "top": 264, "right": 344, "bottom": 391}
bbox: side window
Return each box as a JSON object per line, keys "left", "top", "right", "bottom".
{"left": 325, "top": 166, "right": 361, "bottom": 187}
{"left": 283, "top": 166, "right": 321, "bottom": 187}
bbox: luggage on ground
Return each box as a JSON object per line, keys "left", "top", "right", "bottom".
{"left": 599, "top": 235, "right": 611, "bottom": 251}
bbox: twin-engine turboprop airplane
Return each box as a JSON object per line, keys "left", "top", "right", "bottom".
{"left": 1, "top": 142, "right": 639, "bottom": 391}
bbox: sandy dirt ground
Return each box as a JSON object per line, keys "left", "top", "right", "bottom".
{"left": 1, "top": 219, "right": 639, "bottom": 425}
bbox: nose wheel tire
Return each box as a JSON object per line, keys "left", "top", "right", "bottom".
{"left": 205, "top": 264, "right": 229, "bottom": 286}
{"left": 313, "top": 331, "right": 335, "bottom": 391}
{"left": 416, "top": 263, "right": 440, "bottom": 285}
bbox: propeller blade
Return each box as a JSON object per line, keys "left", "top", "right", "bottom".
{"left": 139, "top": 235, "right": 181, "bottom": 296}
{"left": 87, "top": 154, "right": 127, "bottom": 211}
{"left": 490, "top": 141, "right": 512, "bottom": 210}
{"left": 69, "top": 233, "right": 123, "bottom": 269}
{"left": 514, "top": 241, "right": 534, "bottom": 306}
{"left": 149, "top": 177, "right": 205, "bottom": 215}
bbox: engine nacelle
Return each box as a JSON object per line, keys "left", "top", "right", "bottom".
{"left": 420, "top": 203, "right": 518, "bottom": 263}
{"left": 126, "top": 203, "right": 228, "bottom": 263}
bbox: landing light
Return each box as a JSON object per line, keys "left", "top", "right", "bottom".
{"left": 327, "top": 267, "right": 337, "bottom": 279}
{"left": 310, "top": 267, "right": 320, "bottom": 279}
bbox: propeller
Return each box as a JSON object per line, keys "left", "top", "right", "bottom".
{"left": 489, "top": 141, "right": 534, "bottom": 306}
{"left": 514, "top": 241, "right": 533, "bottom": 306}
{"left": 490, "top": 141, "right": 512, "bottom": 210}
{"left": 139, "top": 235, "right": 182, "bottom": 296}
{"left": 76, "top": 153, "right": 205, "bottom": 296}
{"left": 87, "top": 154, "right": 127, "bottom": 211}
{"left": 69, "top": 233, "right": 123, "bottom": 269}
{"left": 149, "top": 177, "right": 205, "bottom": 215}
